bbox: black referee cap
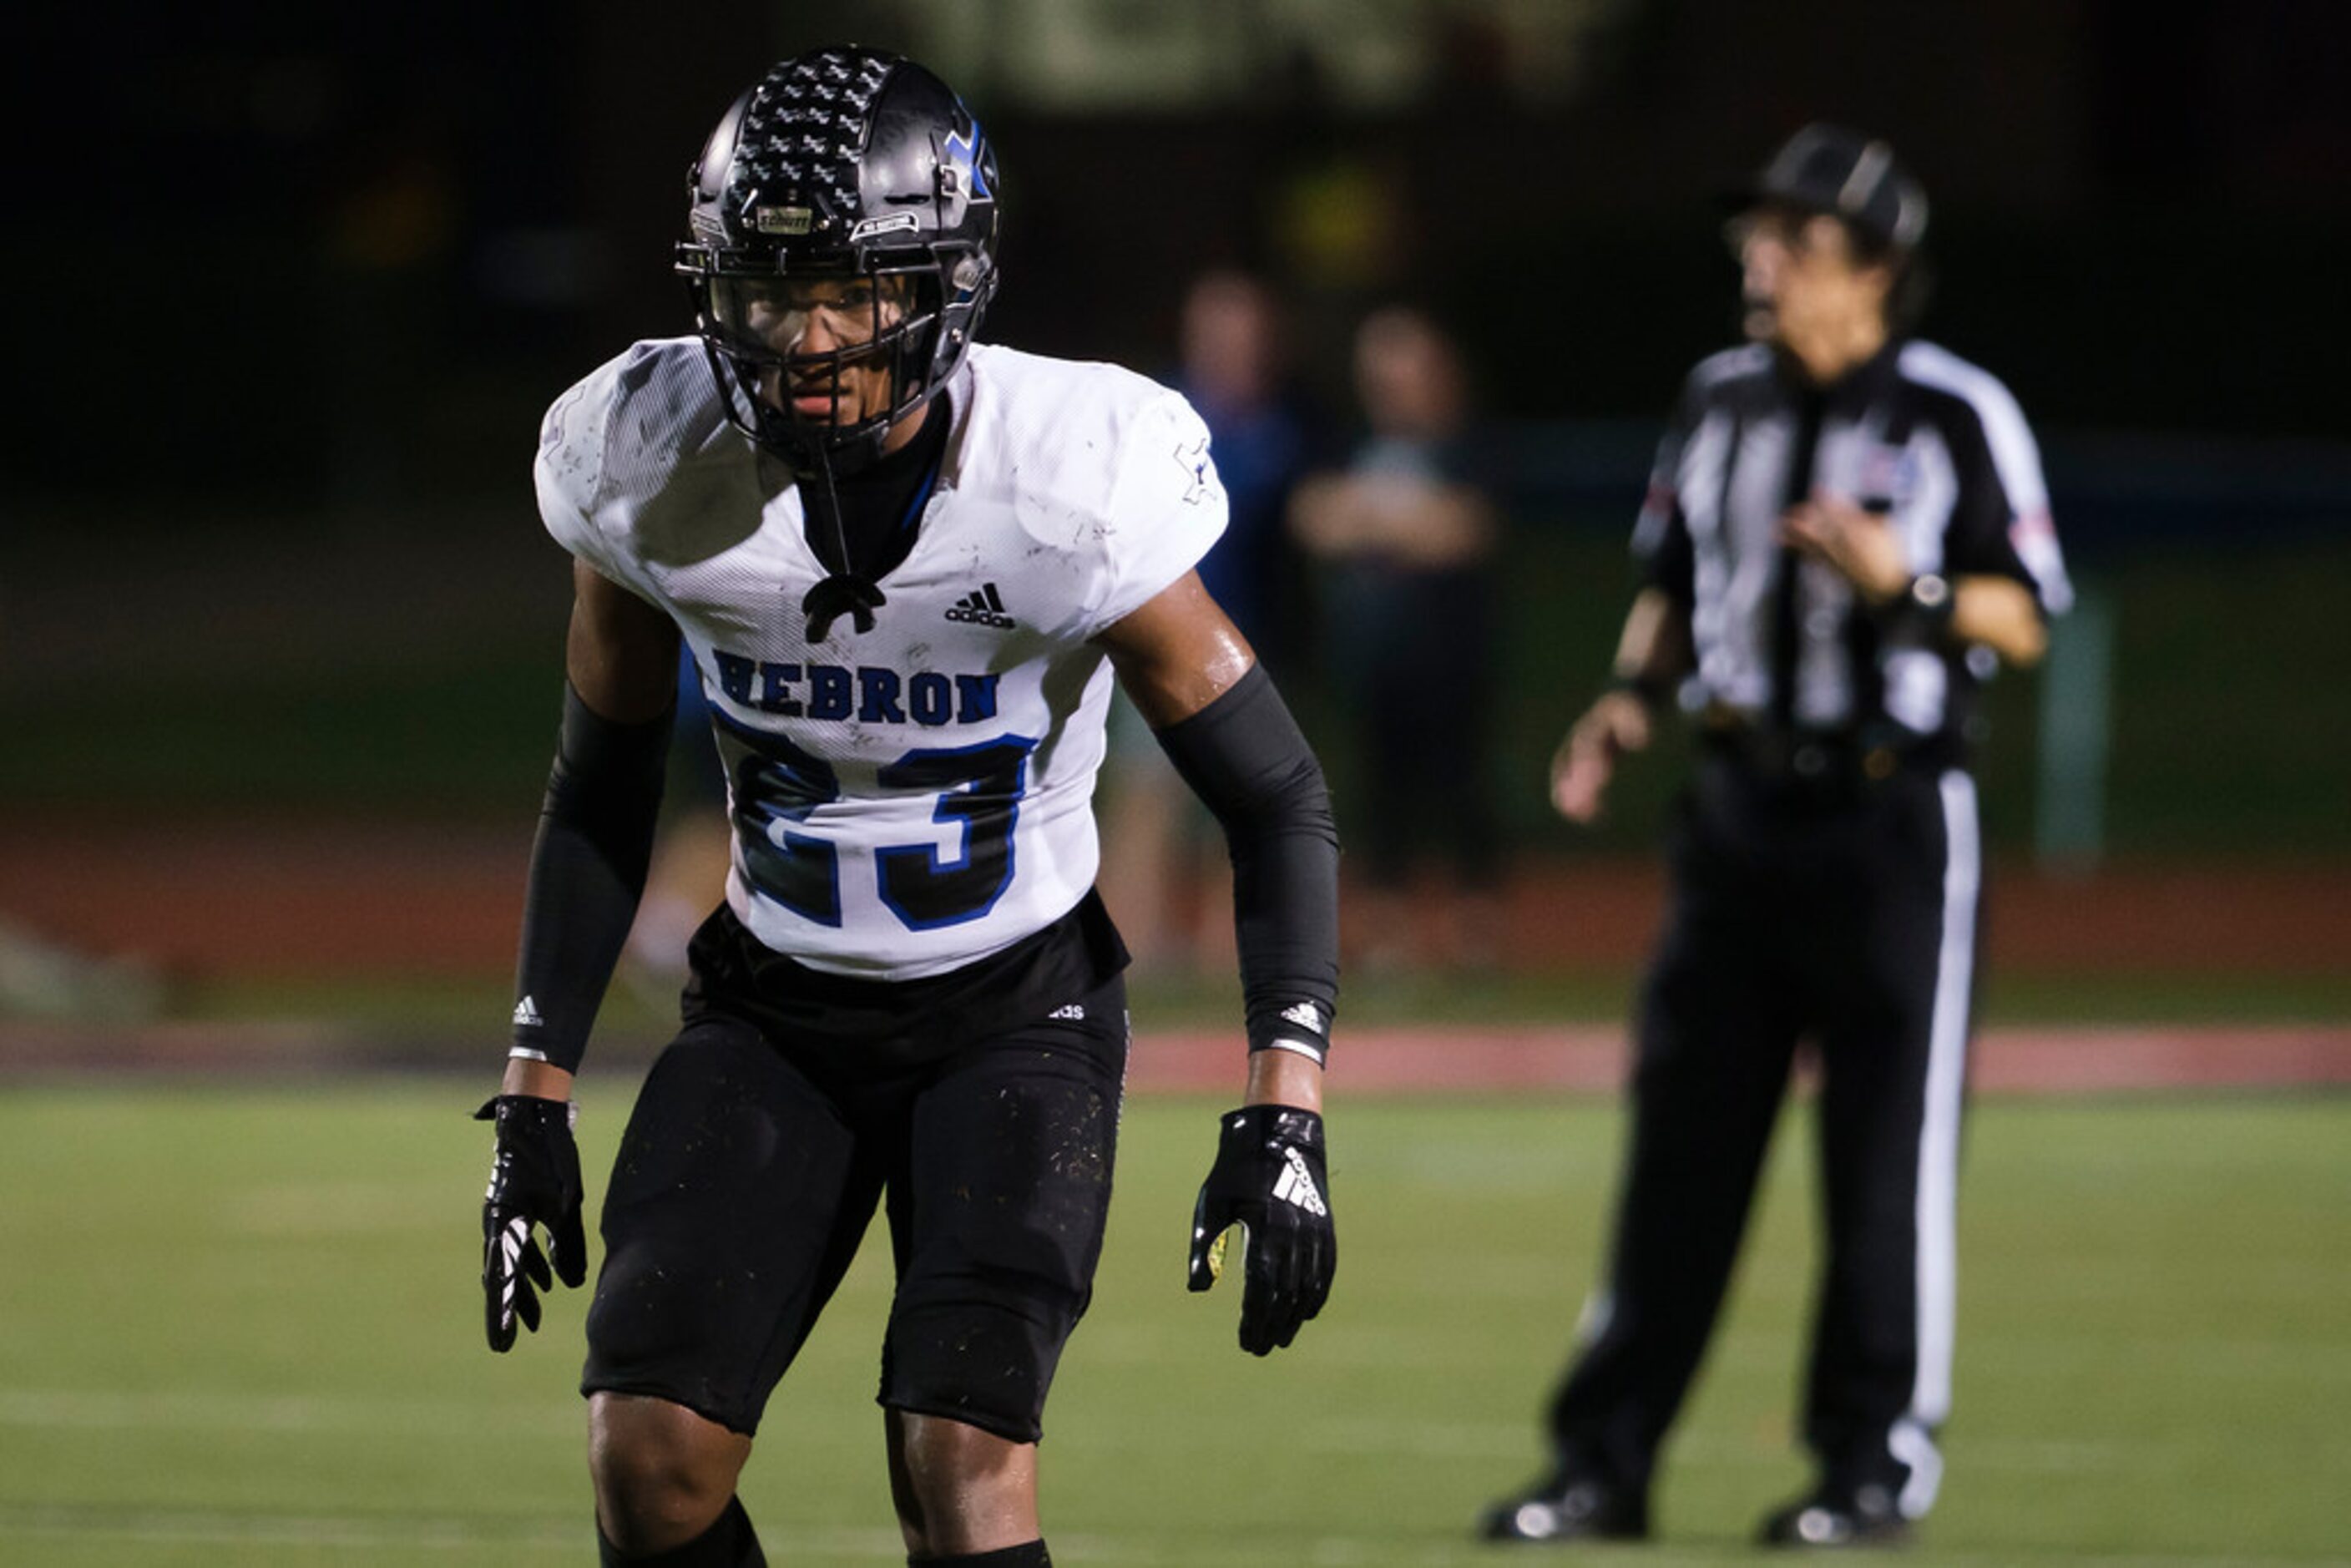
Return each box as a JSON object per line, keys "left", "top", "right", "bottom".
{"left": 1727, "top": 124, "right": 1929, "bottom": 251}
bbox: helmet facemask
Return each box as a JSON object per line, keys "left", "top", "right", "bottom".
{"left": 687, "top": 256, "right": 953, "bottom": 471}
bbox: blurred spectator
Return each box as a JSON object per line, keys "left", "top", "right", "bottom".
{"left": 1289, "top": 306, "right": 1504, "bottom": 971}
{"left": 1100, "top": 271, "right": 1321, "bottom": 970}
{"left": 1173, "top": 271, "right": 1318, "bottom": 671}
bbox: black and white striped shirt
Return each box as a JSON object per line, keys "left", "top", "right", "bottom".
{"left": 1634, "top": 338, "right": 2070, "bottom": 759}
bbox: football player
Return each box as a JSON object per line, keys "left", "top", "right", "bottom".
{"left": 475, "top": 48, "right": 1339, "bottom": 1568}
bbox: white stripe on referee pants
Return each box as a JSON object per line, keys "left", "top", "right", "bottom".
{"left": 1897, "top": 768, "right": 1978, "bottom": 1519}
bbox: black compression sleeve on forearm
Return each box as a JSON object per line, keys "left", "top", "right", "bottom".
{"left": 1149, "top": 664, "right": 1339, "bottom": 1062}
{"left": 509, "top": 684, "right": 673, "bottom": 1074}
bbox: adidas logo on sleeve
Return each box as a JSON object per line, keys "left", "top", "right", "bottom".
{"left": 944, "top": 582, "right": 1016, "bottom": 628}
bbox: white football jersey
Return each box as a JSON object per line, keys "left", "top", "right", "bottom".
{"left": 535, "top": 340, "right": 1226, "bottom": 979}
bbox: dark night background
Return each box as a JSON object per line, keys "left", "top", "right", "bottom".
{"left": 16, "top": 2, "right": 2351, "bottom": 488}
{"left": 5, "top": 0, "right": 2347, "bottom": 863}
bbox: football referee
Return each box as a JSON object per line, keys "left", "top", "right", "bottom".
{"left": 1483, "top": 125, "right": 2072, "bottom": 1550}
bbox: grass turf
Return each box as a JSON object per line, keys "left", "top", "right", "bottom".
{"left": 0, "top": 1085, "right": 2343, "bottom": 1564}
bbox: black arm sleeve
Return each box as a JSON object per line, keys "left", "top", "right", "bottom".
{"left": 508, "top": 683, "right": 673, "bottom": 1073}
{"left": 1149, "top": 664, "right": 1340, "bottom": 1065}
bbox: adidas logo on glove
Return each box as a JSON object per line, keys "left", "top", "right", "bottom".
{"left": 1272, "top": 1146, "right": 1327, "bottom": 1216}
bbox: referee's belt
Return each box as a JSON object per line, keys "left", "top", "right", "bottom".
{"left": 1699, "top": 720, "right": 1959, "bottom": 790}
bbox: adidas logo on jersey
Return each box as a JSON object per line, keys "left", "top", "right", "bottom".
{"left": 1049, "top": 1003, "right": 1086, "bottom": 1021}
{"left": 1272, "top": 1146, "right": 1327, "bottom": 1216}
{"left": 1280, "top": 1000, "right": 1326, "bottom": 1035}
{"left": 944, "top": 583, "right": 1015, "bottom": 628}
{"left": 512, "top": 995, "right": 543, "bottom": 1029}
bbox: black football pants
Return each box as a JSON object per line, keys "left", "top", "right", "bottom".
{"left": 1545, "top": 756, "right": 1980, "bottom": 1520}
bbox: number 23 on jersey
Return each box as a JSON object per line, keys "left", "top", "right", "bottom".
{"left": 714, "top": 711, "right": 1037, "bottom": 931}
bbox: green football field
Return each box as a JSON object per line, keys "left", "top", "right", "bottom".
{"left": 1, "top": 1085, "right": 2343, "bottom": 1565}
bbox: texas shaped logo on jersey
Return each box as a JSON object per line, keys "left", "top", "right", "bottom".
{"left": 1175, "top": 435, "right": 1212, "bottom": 505}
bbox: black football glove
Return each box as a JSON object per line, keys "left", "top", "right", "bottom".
{"left": 1188, "top": 1105, "right": 1335, "bottom": 1355}
{"left": 475, "top": 1094, "right": 587, "bottom": 1353}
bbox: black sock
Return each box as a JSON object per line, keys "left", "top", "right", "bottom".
{"left": 599, "top": 1494, "right": 766, "bottom": 1565}
{"left": 910, "top": 1542, "right": 1050, "bottom": 1567}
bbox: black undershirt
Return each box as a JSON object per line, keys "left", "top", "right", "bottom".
{"left": 802, "top": 394, "right": 953, "bottom": 585}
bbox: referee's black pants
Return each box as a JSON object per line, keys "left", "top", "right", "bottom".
{"left": 1546, "top": 753, "right": 1980, "bottom": 1520}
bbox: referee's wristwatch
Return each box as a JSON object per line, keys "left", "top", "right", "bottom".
{"left": 1893, "top": 571, "right": 1954, "bottom": 636}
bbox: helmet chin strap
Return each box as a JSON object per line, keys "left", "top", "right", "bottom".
{"left": 704, "top": 351, "right": 886, "bottom": 642}
{"left": 703, "top": 329, "right": 941, "bottom": 642}
{"left": 792, "top": 327, "right": 945, "bottom": 641}
{"left": 798, "top": 441, "right": 888, "bottom": 642}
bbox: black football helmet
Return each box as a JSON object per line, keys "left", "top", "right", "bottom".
{"left": 677, "top": 48, "right": 1000, "bottom": 469}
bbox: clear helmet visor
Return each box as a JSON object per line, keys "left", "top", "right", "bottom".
{"left": 684, "top": 253, "right": 963, "bottom": 458}
{"left": 703, "top": 271, "right": 928, "bottom": 368}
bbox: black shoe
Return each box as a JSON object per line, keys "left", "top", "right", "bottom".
{"left": 1478, "top": 1471, "right": 1648, "bottom": 1543}
{"left": 1757, "top": 1483, "right": 1913, "bottom": 1549}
